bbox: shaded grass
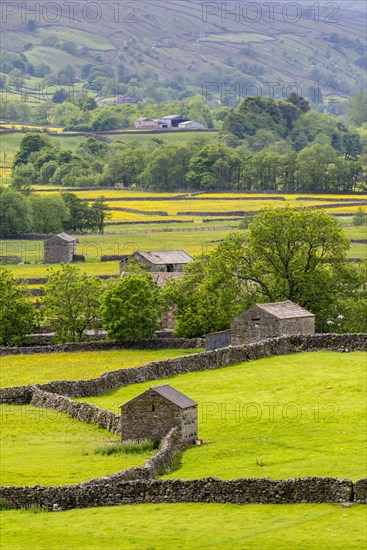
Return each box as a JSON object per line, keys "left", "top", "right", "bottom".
{"left": 1, "top": 503, "right": 366, "bottom": 549}
{"left": 78, "top": 352, "right": 367, "bottom": 481}
{"left": 0, "top": 349, "right": 201, "bottom": 388}
{"left": 0, "top": 406, "right": 155, "bottom": 486}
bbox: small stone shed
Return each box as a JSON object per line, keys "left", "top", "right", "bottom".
{"left": 231, "top": 300, "right": 315, "bottom": 346}
{"left": 120, "top": 250, "right": 193, "bottom": 273}
{"left": 44, "top": 233, "right": 77, "bottom": 264}
{"left": 120, "top": 384, "right": 198, "bottom": 444}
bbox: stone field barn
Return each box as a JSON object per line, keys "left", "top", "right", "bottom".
{"left": 231, "top": 301, "right": 315, "bottom": 345}
{"left": 120, "top": 384, "right": 198, "bottom": 444}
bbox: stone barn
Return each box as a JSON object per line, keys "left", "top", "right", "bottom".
{"left": 231, "top": 300, "right": 315, "bottom": 346}
{"left": 120, "top": 250, "right": 192, "bottom": 273}
{"left": 120, "top": 384, "right": 198, "bottom": 444}
{"left": 44, "top": 233, "right": 77, "bottom": 264}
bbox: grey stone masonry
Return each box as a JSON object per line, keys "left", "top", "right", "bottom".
{"left": 120, "top": 385, "right": 197, "bottom": 443}
{"left": 0, "top": 477, "right": 354, "bottom": 511}
{"left": 354, "top": 478, "right": 367, "bottom": 503}
{"left": 44, "top": 233, "right": 76, "bottom": 264}
{"left": 231, "top": 301, "right": 315, "bottom": 345}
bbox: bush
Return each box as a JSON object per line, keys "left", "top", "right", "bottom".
{"left": 100, "top": 273, "right": 160, "bottom": 341}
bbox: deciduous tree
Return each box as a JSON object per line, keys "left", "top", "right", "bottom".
{"left": 43, "top": 265, "right": 103, "bottom": 343}
{"left": 0, "top": 268, "right": 35, "bottom": 346}
{"left": 100, "top": 274, "right": 160, "bottom": 340}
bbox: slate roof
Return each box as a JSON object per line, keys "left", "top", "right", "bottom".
{"left": 121, "top": 384, "right": 197, "bottom": 410}
{"left": 255, "top": 301, "right": 314, "bottom": 319}
{"left": 151, "top": 384, "right": 197, "bottom": 408}
{"left": 46, "top": 232, "right": 76, "bottom": 243}
{"left": 137, "top": 250, "right": 192, "bottom": 265}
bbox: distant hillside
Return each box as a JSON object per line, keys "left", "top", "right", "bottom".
{"left": 1, "top": 0, "right": 366, "bottom": 103}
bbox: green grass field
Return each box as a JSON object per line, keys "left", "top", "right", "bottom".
{"left": 1, "top": 503, "right": 366, "bottom": 550}
{"left": 0, "top": 405, "right": 153, "bottom": 486}
{"left": 110, "top": 132, "right": 218, "bottom": 147}
{"left": 0, "top": 349, "right": 201, "bottom": 388}
{"left": 0, "top": 261, "right": 120, "bottom": 279}
{"left": 2, "top": 223, "right": 365, "bottom": 273}
{"left": 80, "top": 352, "right": 367, "bottom": 481}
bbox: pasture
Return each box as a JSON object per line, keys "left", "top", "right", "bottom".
{"left": 0, "top": 348, "right": 201, "bottom": 388}
{"left": 80, "top": 351, "right": 367, "bottom": 481}
{"left": 0, "top": 405, "right": 152, "bottom": 486}
{"left": 2, "top": 503, "right": 366, "bottom": 549}
{"left": 1, "top": 349, "right": 366, "bottom": 549}
{"left": 1, "top": 223, "right": 365, "bottom": 276}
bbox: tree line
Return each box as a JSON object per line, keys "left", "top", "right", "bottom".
{"left": 10, "top": 98, "right": 366, "bottom": 193}
{"left": 1, "top": 208, "right": 366, "bottom": 347}
{"left": 0, "top": 188, "right": 109, "bottom": 237}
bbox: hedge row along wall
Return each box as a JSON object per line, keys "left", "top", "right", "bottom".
{"left": 2, "top": 476, "right": 366, "bottom": 511}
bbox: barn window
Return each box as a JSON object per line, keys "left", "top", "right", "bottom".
{"left": 167, "top": 264, "right": 174, "bottom": 272}
{"left": 152, "top": 404, "right": 155, "bottom": 412}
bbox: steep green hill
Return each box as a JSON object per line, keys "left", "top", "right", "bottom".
{"left": 1, "top": 0, "right": 366, "bottom": 102}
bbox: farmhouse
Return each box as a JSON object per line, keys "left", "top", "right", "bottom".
{"left": 44, "top": 233, "right": 77, "bottom": 264}
{"left": 231, "top": 300, "right": 315, "bottom": 346}
{"left": 120, "top": 250, "right": 193, "bottom": 273}
{"left": 120, "top": 384, "right": 198, "bottom": 443}
{"left": 134, "top": 117, "right": 160, "bottom": 129}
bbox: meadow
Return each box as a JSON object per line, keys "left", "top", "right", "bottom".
{"left": 2, "top": 503, "right": 366, "bottom": 549}
{"left": 2, "top": 223, "right": 365, "bottom": 276}
{"left": 0, "top": 348, "right": 201, "bottom": 388}
{"left": 79, "top": 351, "right": 367, "bottom": 481}
{"left": 0, "top": 405, "right": 153, "bottom": 486}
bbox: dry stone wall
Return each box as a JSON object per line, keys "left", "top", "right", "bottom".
{"left": 30, "top": 387, "right": 121, "bottom": 434}
{"left": 0, "top": 333, "right": 366, "bottom": 511}
{"left": 0, "top": 476, "right": 356, "bottom": 511}
{"left": 0, "top": 338, "right": 204, "bottom": 356}
{"left": 354, "top": 478, "right": 367, "bottom": 503}
{"left": 1, "top": 334, "right": 365, "bottom": 404}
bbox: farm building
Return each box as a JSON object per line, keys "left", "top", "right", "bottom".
{"left": 157, "top": 115, "right": 190, "bottom": 128}
{"left": 44, "top": 233, "right": 77, "bottom": 264}
{"left": 120, "top": 250, "right": 193, "bottom": 273}
{"left": 178, "top": 121, "right": 206, "bottom": 129}
{"left": 120, "top": 384, "right": 198, "bottom": 443}
{"left": 134, "top": 117, "right": 159, "bottom": 129}
{"left": 231, "top": 300, "right": 315, "bottom": 346}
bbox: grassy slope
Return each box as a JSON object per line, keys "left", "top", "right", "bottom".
{"left": 0, "top": 349, "right": 202, "bottom": 388}
{"left": 1, "top": 1, "right": 365, "bottom": 95}
{"left": 0, "top": 406, "right": 154, "bottom": 486}
{"left": 1, "top": 503, "right": 366, "bottom": 550}
{"left": 79, "top": 352, "right": 367, "bottom": 481}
